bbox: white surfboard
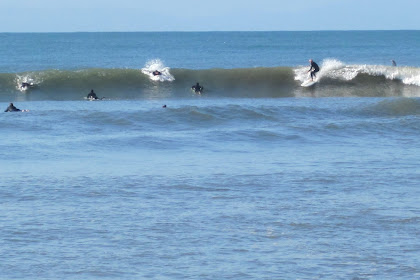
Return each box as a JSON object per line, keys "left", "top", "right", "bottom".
{"left": 301, "top": 80, "right": 317, "bottom": 87}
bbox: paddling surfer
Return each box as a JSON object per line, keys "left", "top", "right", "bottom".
{"left": 191, "top": 82, "right": 203, "bottom": 94}
{"left": 87, "top": 89, "right": 99, "bottom": 100}
{"left": 4, "top": 103, "right": 22, "bottom": 112}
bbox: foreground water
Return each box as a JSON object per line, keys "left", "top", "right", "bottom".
{"left": 1, "top": 31, "right": 420, "bottom": 279}
{"left": 1, "top": 97, "right": 419, "bottom": 279}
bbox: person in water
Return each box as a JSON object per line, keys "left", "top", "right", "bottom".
{"left": 87, "top": 89, "right": 99, "bottom": 100}
{"left": 4, "top": 103, "right": 21, "bottom": 112}
{"left": 21, "top": 82, "right": 34, "bottom": 89}
{"left": 191, "top": 82, "right": 203, "bottom": 93}
{"left": 308, "top": 59, "right": 320, "bottom": 81}
{"left": 152, "top": 70, "right": 162, "bottom": 76}
{"left": 391, "top": 60, "right": 397, "bottom": 66}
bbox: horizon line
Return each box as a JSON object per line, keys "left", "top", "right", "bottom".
{"left": 0, "top": 29, "right": 419, "bottom": 34}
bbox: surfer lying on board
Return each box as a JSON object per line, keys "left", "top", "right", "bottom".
{"left": 152, "top": 70, "right": 162, "bottom": 76}
{"left": 308, "top": 59, "right": 320, "bottom": 81}
{"left": 21, "top": 82, "right": 35, "bottom": 90}
{"left": 4, "top": 103, "right": 23, "bottom": 112}
{"left": 191, "top": 82, "right": 203, "bottom": 94}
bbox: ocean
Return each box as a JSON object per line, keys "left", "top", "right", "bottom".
{"left": 0, "top": 31, "right": 419, "bottom": 279}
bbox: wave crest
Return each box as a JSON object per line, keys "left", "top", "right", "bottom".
{"left": 295, "top": 58, "right": 420, "bottom": 86}
{"left": 1, "top": 61, "right": 420, "bottom": 101}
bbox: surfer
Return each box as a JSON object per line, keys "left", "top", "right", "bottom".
{"left": 391, "top": 60, "right": 397, "bottom": 66}
{"left": 152, "top": 70, "right": 162, "bottom": 76}
{"left": 21, "top": 82, "right": 34, "bottom": 90}
{"left": 4, "top": 103, "right": 22, "bottom": 112}
{"left": 191, "top": 82, "right": 203, "bottom": 94}
{"left": 308, "top": 59, "right": 320, "bottom": 81}
{"left": 87, "top": 89, "right": 99, "bottom": 100}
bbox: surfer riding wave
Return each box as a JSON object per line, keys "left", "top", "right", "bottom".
{"left": 141, "top": 59, "right": 175, "bottom": 82}
{"left": 308, "top": 59, "right": 320, "bottom": 81}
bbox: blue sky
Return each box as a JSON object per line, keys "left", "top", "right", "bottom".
{"left": 0, "top": 0, "right": 418, "bottom": 32}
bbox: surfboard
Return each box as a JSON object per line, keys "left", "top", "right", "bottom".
{"left": 84, "top": 97, "right": 105, "bottom": 101}
{"left": 301, "top": 80, "right": 317, "bottom": 87}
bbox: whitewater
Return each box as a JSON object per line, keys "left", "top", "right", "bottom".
{"left": 1, "top": 31, "right": 419, "bottom": 280}
{"left": 1, "top": 59, "right": 420, "bottom": 101}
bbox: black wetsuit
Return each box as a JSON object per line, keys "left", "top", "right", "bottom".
{"left": 21, "top": 82, "right": 33, "bottom": 88}
{"left": 4, "top": 104, "right": 21, "bottom": 112}
{"left": 192, "top": 83, "right": 203, "bottom": 93}
{"left": 309, "top": 61, "right": 320, "bottom": 80}
{"left": 87, "top": 91, "right": 98, "bottom": 100}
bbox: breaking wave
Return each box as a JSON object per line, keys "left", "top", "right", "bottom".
{"left": 141, "top": 59, "right": 175, "bottom": 82}
{"left": 294, "top": 59, "right": 420, "bottom": 86}
{"left": 1, "top": 59, "right": 420, "bottom": 101}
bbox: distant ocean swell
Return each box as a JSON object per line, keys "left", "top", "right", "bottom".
{"left": 1, "top": 59, "right": 420, "bottom": 100}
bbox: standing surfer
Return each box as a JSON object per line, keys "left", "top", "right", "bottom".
{"left": 308, "top": 59, "right": 320, "bottom": 81}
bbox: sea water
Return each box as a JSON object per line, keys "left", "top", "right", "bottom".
{"left": 0, "top": 31, "right": 419, "bottom": 279}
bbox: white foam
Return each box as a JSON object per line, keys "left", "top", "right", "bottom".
{"left": 141, "top": 59, "right": 175, "bottom": 82}
{"left": 294, "top": 59, "right": 420, "bottom": 86}
{"left": 15, "top": 74, "right": 41, "bottom": 92}
{"left": 294, "top": 58, "right": 347, "bottom": 83}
